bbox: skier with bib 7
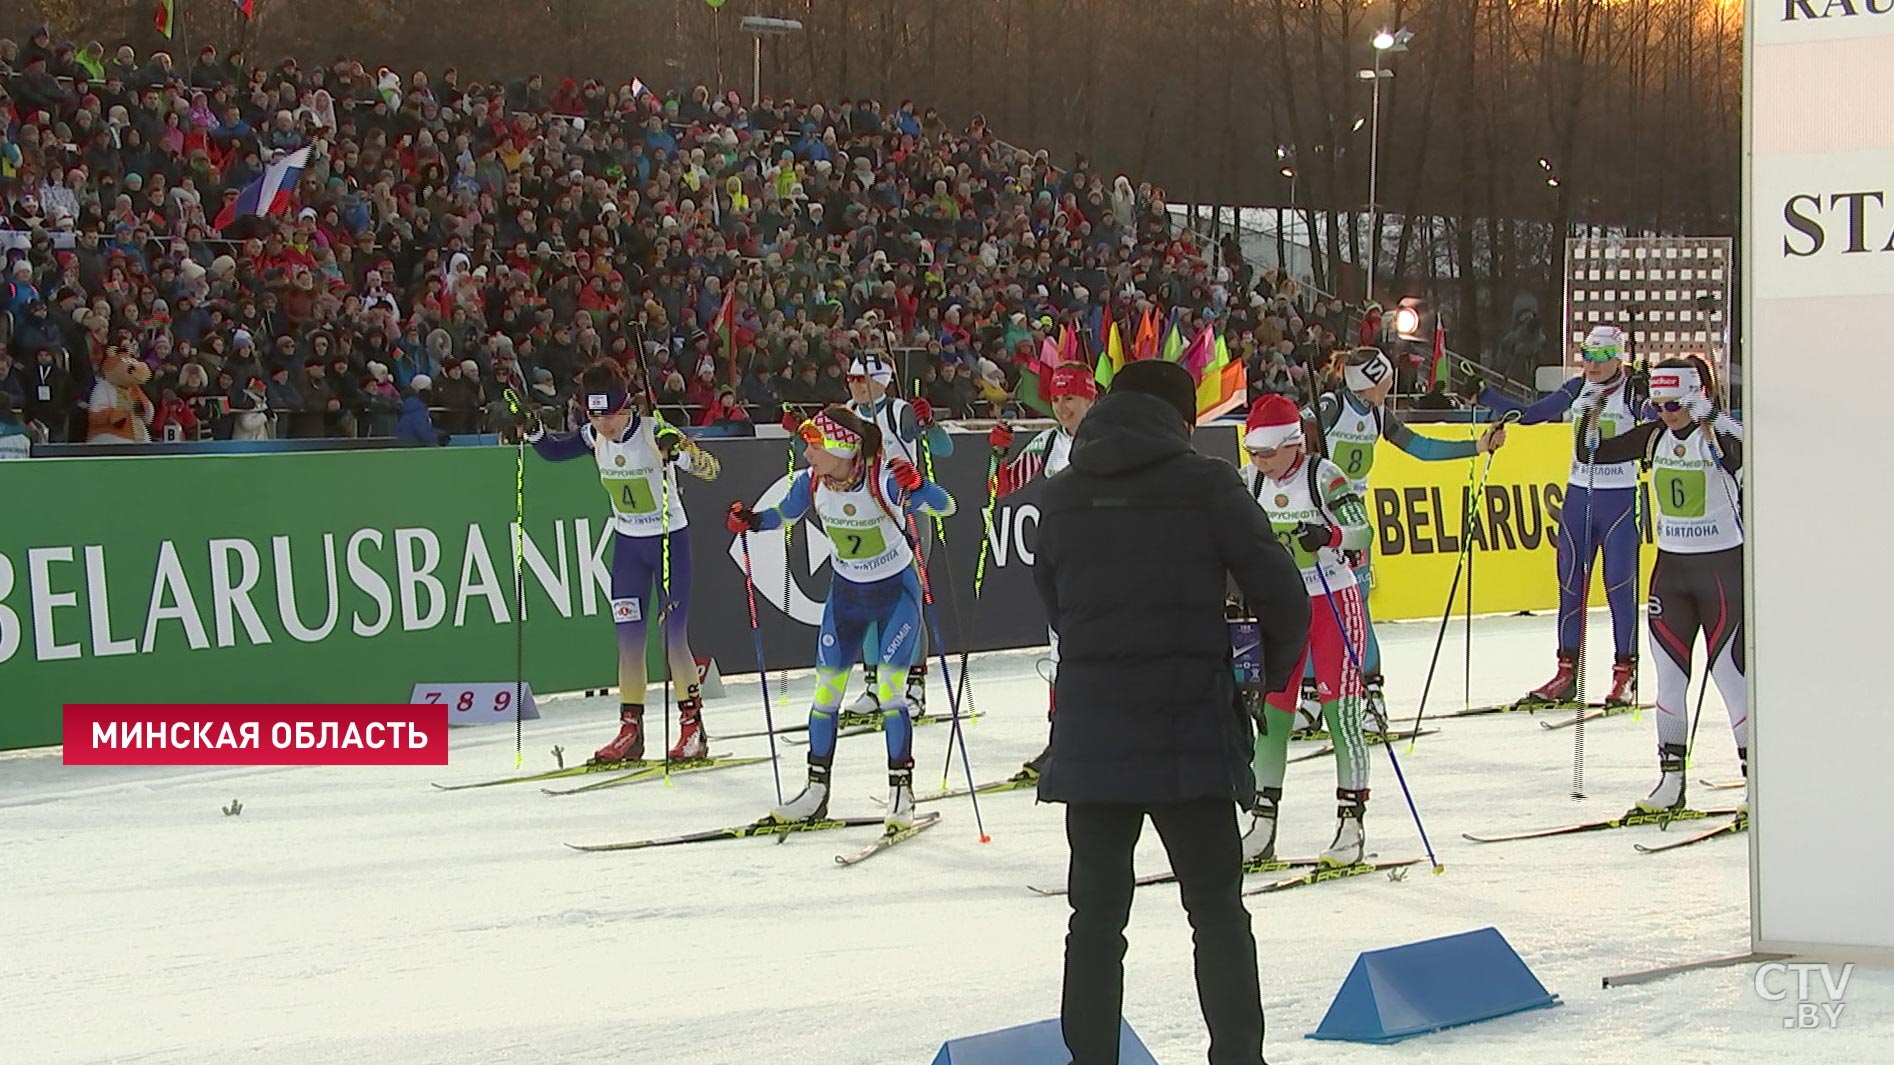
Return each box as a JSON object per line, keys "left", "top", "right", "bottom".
{"left": 727, "top": 405, "right": 956, "bottom": 833}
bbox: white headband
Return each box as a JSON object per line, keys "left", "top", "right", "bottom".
{"left": 1648, "top": 367, "right": 1700, "bottom": 401}
{"left": 1245, "top": 422, "right": 1304, "bottom": 451}
{"left": 849, "top": 356, "right": 894, "bottom": 384}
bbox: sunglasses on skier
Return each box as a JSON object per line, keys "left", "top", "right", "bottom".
{"left": 1653, "top": 400, "right": 1690, "bottom": 413}
{"left": 1246, "top": 442, "right": 1301, "bottom": 461}
{"left": 1579, "top": 345, "right": 1622, "bottom": 363}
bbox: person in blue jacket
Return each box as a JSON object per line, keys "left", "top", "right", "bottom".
{"left": 395, "top": 375, "right": 448, "bottom": 446}
{"left": 1470, "top": 325, "right": 1647, "bottom": 707}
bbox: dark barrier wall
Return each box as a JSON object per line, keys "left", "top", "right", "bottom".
{"left": 0, "top": 427, "right": 1237, "bottom": 751}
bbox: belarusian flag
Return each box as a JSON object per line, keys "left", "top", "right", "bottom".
{"left": 154, "top": 0, "right": 175, "bottom": 37}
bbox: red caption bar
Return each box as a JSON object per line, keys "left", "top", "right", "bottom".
{"left": 61, "top": 704, "right": 449, "bottom": 766}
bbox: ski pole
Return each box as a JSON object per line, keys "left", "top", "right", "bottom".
{"left": 1313, "top": 559, "right": 1443, "bottom": 874}
{"left": 1685, "top": 415, "right": 1743, "bottom": 770}
{"left": 1406, "top": 411, "right": 1520, "bottom": 753}
{"left": 659, "top": 426, "right": 674, "bottom": 788}
{"left": 739, "top": 531, "right": 786, "bottom": 805}
{"left": 503, "top": 388, "right": 528, "bottom": 769}
{"left": 927, "top": 489, "right": 989, "bottom": 791}
{"left": 1571, "top": 403, "right": 1603, "bottom": 802}
{"left": 902, "top": 506, "right": 990, "bottom": 843}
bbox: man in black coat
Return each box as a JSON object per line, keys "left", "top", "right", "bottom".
{"left": 1034, "top": 360, "right": 1308, "bottom": 1065}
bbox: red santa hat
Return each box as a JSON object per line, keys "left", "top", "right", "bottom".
{"left": 1048, "top": 363, "right": 1096, "bottom": 401}
{"left": 1244, "top": 393, "right": 1305, "bottom": 451}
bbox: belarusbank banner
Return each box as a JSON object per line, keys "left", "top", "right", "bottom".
{"left": 0, "top": 432, "right": 1231, "bottom": 751}
{"left": 4, "top": 423, "right": 1620, "bottom": 752}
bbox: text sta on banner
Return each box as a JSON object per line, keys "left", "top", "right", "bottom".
{"left": 60, "top": 704, "right": 449, "bottom": 766}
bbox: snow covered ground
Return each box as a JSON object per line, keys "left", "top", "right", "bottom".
{"left": 5, "top": 609, "right": 1887, "bottom": 1065}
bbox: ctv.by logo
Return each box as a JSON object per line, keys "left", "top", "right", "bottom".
{"left": 1754, "top": 962, "right": 1853, "bottom": 1029}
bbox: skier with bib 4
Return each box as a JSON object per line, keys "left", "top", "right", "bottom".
{"left": 728, "top": 405, "right": 956, "bottom": 833}
{"left": 525, "top": 360, "right": 721, "bottom": 765}
{"left": 1238, "top": 394, "right": 1377, "bottom": 868}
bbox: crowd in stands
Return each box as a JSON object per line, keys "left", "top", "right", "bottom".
{"left": 0, "top": 22, "right": 1383, "bottom": 447}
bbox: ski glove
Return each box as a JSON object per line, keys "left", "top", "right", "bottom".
{"left": 888, "top": 456, "right": 924, "bottom": 493}
{"left": 727, "top": 502, "right": 762, "bottom": 534}
{"left": 911, "top": 398, "right": 935, "bottom": 427}
{"left": 988, "top": 421, "right": 1013, "bottom": 453}
{"left": 1294, "top": 522, "right": 1340, "bottom": 553}
{"left": 780, "top": 410, "right": 802, "bottom": 433}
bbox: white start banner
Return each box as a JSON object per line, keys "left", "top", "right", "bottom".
{"left": 1748, "top": 0, "right": 1894, "bottom": 958}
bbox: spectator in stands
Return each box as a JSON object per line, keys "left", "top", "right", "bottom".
{"left": 396, "top": 374, "right": 446, "bottom": 446}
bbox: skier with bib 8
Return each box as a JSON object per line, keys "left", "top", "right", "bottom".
{"left": 1313, "top": 346, "right": 1506, "bottom": 726}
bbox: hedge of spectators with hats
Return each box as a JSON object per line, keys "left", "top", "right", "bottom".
{"left": 2, "top": 26, "right": 1352, "bottom": 447}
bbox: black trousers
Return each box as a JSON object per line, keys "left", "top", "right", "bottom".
{"left": 1062, "top": 799, "right": 1265, "bottom": 1065}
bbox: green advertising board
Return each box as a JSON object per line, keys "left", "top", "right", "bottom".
{"left": 1, "top": 448, "right": 641, "bottom": 751}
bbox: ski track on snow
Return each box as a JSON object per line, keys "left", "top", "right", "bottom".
{"left": 3, "top": 614, "right": 1887, "bottom": 1065}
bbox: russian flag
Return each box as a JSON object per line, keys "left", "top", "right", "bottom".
{"left": 233, "top": 0, "right": 255, "bottom": 17}
{"left": 214, "top": 147, "right": 311, "bottom": 231}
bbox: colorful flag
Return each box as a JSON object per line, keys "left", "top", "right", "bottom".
{"left": 1160, "top": 316, "right": 1184, "bottom": 363}
{"left": 1430, "top": 324, "right": 1447, "bottom": 387}
{"left": 1182, "top": 326, "right": 1216, "bottom": 376}
{"left": 1194, "top": 330, "right": 1247, "bottom": 423}
{"left": 232, "top": 0, "right": 255, "bottom": 17}
{"left": 154, "top": 0, "right": 175, "bottom": 38}
{"left": 1094, "top": 319, "right": 1125, "bottom": 390}
{"left": 1132, "top": 307, "right": 1159, "bottom": 362}
{"left": 213, "top": 147, "right": 311, "bottom": 231}
{"left": 714, "top": 289, "right": 738, "bottom": 386}
{"left": 1013, "top": 335, "right": 1061, "bottom": 417}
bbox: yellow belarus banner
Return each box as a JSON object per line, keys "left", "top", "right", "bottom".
{"left": 1239, "top": 423, "right": 1655, "bottom": 622}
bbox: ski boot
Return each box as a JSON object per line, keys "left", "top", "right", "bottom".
{"left": 884, "top": 767, "right": 918, "bottom": 833}
{"left": 1241, "top": 787, "right": 1282, "bottom": 865}
{"left": 905, "top": 665, "right": 928, "bottom": 722}
{"left": 1634, "top": 742, "right": 1688, "bottom": 814}
{"left": 1517, "top": 651, "right": 1578, "bottom": 709}
{"left": 1604, "top": 654, "right": 1638, "bottom": 708}
{"left": 1737, "top": 746, "right": 1749, "bottom": 818}
{"left": 1293, "top": 678, "right": 1323, "bottom": 737}
{"left": 842, "top": 665, "right": 880, "bottom": 725}
{"left": 1362, "top": 673, "right": 1390, "bottom": 736}
{"left": 1012, "top": 745, "right": 1048, "bottom": 783}
{"left": 592, "top": 705, "right": 645, "bottom": 764}
{"left": 769, "top": 764, "right": 832, "bottom": 823}
{"left": 667, "top": 688, "right": 708, "bottom": 761}
{"left": 1318, "top": 789, "right": 1368, "bottom": 868}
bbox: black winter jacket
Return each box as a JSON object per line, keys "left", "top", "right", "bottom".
{"left": 1033, "top": 391, "right": 1310, "bottom": 807}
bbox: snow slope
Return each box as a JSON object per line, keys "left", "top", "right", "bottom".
{"left": 4, "top": 610, "right": 1886, "bottom": 1065}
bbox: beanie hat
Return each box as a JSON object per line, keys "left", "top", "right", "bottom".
{"left": 411, "top": 374, "right": 432, "bottom": 391}
{"left": 1244, "top": 393, "right": 1304, "bottom": 450}
{"left": 1108, "top": 360, "right": 1195, "bottom": 427}
{"left": 1343, "top": 347, "right": 1394, "bottom": 395}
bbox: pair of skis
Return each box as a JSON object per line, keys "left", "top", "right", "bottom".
{"left": 1463, "top": 805, "right": 1743, "bottom": 844}
{"left": 432, "top": 754, "right": 764, "bottom": 793}
{"left": 1286, "top": 728, "right": 1438, "bottom": 765}
{"left": 566, "top": 811, "right": 943, "bottom": 866}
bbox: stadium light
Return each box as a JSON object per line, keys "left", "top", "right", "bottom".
{"left": 1394, "top": 298, "right": 1425, "bottom": 341}
{"left": 1364, "top": 28, "right": 1412, "bottom": 305}
{"left": 741, "top": 16, "right": 804, "bottom": 104}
